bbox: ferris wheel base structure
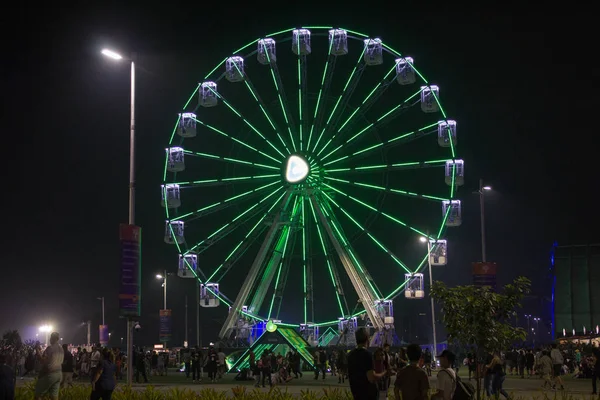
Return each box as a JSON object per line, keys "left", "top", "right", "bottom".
{"left": 161, "top": 26, "right": 463, "bottom": 348}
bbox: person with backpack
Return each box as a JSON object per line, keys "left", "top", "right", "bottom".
{"left": 432, "top": 350, "right": 456, "bottom": 400}
{"left": 550, "top": 343, "right": 565, "bottom": 391}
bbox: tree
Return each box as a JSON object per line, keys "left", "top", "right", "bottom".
{"left": 430, "top": 276, "right": 530, "bottom": 400}
{"left": 1, "top": 330, "right": 23, "bottom": 385}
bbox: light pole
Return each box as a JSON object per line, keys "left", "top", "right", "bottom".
{"left": 420, "top": 236, "right": 437, "bottom": 358}
{"left": 101, "top": 47, "right": 136, "bottom": 386}
{"left": 156, "top": 271, "right": 168, "bottom": 310}
{"left": 476, "top": 180, "right": 492, "bottom": 262}
{"left": 97, "top": 297, "right": 105, "bottom": 326}
{"left": 533, "top": 317, "right": 540, "bottom": 344}
{"left": 524, "top": 314, "right": 531, "bottom": 342}
{"left": 39, "top": 325, "right": 53, "bottom": 346}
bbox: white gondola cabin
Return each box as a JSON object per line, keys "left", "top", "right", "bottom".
{"left": 328, "top": 29, "right": 348, "bottom": 56}
{"left": 292, "top": 29, "right": 311, "bottom": 55}
{"left": 257, "top": 38, "right": 276, "bottom": 64}
{"left": 405, "top": 273, "right": 425, "bottom": 299}
{"left": 338, "top": 317, "right": 358, "bottom": 333}
{"left": 225, "top": 56, "right": 245, "bottom": 82}
{"left": 160, "top": 184, "right": 180, "bottom": 209}
{"left": 375, "top": 300, "right": 394, "bottom": 325}
{"left": 200, "top": 283, "right": 220, "bottom": 307}
{"left": 395, "top": 57, "right": 416, "bottom": 85}
{"left": 177, "top": 113, "right": 197, "bottom": 138}
{"left": 164, "top": 221, "right": 184, "bottom": 244}
{"left": 429, "top": 239, "right": 448, "bottom": 266}
{"left": 421, "top": 85, "right": 440, "bottom": 113}
{"left": 438, "top": 120, "right": 457, "bottom": 148}
{"left": 445, "top": 159, "right": 465, "bottom": 186}
{"left": 178, "top": 253, "right": 197, "bottom": 278}
{"left": 166, "top": 147, "right": 185, "bottom": 172}
{"left": 442, "top": 200, "right": 462, "bottom": 227}
{"left": 364, "top": 38, "right": 383, "bottom": 66}
{"left": 199, "top": 81, "right": 218, "bottom": 107}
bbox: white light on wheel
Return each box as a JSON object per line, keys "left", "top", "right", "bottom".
{"left": 285, "top": 155, "right": 308, "bottom": 183}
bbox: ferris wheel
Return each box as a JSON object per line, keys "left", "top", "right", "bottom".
{"left": 161, "top": 27, "right": 463, "bottom": 346}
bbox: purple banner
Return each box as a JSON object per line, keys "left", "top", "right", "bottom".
{"left": 159, "top": 309, "right": 172, "bottom": 343}
{"left": 119, "top": 224, "right": 142, "bottom": 317}
{"left": 99, "top": 325, "right": 109, "bottom": 345}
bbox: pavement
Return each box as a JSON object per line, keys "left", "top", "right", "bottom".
{"left": 18, "top": 370, "right": 600, "bottom": 398}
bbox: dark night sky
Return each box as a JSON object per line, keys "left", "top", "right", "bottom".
{"left": 1, "top": 5, "right": 597, "bottom": 346}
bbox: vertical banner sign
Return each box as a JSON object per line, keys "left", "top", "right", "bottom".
{"left": 99, "top": 325, "right": 109, "bottom": 345}
{"left": 119, "top": 224, "right": 142, "bottom": 317}
{"left": 472, "top": 262, "right": 498, "bottom": 290}
{"left": 159, "top": 309, "right": 172, "bottom": 343}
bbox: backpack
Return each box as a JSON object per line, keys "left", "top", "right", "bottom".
{"left": 442, "top": 369, "right": 475, "bottom": 400}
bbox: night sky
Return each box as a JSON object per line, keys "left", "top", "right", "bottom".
{"left": 2, "top": 6, "right": 596, "bottom": 347}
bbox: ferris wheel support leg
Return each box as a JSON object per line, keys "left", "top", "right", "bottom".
{"left": 218, "top": 191, "right": 293, "bottom": 340}
{"left": 309, "top": 195, "right": 383, "bottom": 331}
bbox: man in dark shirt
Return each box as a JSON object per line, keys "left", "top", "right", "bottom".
{"left": 347, "top": 328, "right": 387, "bottom": 400}
{"left": 394, "top": 344, "right": 430, "bottom": 400}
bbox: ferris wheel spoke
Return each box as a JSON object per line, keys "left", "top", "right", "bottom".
{"left": 236, "top": 71, "right": 291, "bottom": 153}
{"left": 260, "top": 40, "right": 298, "bottom": 151}
{"left": 300, "top": 198, "right": 312, "bottom": 324}
{"left": 320, "top": 87, "right": 424, "bottom": 162}
{"left": 172, "top": 180, "right": 279, "bottom": 222}
{"left": 204, "top": 190, "right": 287, "bottom": 283}
{"left": 190, "top": 116, "right": 281, "bottom": 164}
{"left": 305, "top": 48, "right": 337, "bottom": 154}
{"left": 315, "top": 63, "right": 397, "bottom": 158}
{"left": 323, "top": 176, "right": 449, "bottom": 203}
{"left": 326, "top": 158, "right": 447, "bottom": 174}
{"left": 322, "top": 182, "right": 431, "bottom": 238}
{"left": 297, "top": 54, "right": 308, "bottom": 151}
{"left": 321, "top": 191, "right": 412, "bottom": 274}
{"left": 184, "top": 150, "right": 279, "bottom": 171}
{"left": 385, "top": 253, "right": 429, "bottom": 300}
{"left": 267, "top": 196, "right": 300, "bottom": 320}
{"left": 205, "top": 87, "right": 287, "bottom": 159}
{"left": 307, "top": 195, "right": 348, "bottom": 318}
{"left": 323, "top": 122, "right": 439, "bottom": 167}
{"left": 311, "top": 47, "right": 366, "bottom": 154}
{"left": 170, "top": 174, "right": 279, "bottom": 189}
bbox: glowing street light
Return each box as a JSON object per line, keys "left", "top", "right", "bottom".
{"left": 482, "top": 186, "right": 492, "bottom": 191}
{"left": 39, "top": 325, "right": 53, "bottom": 346}
{"left": 101, "top": 49, "right": 123, "bottom": 60}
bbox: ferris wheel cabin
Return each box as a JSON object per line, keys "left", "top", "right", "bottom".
{"left": 178, "top": 253, "right": 198, "bottom": 278}
{"left": 405, "top": 273, "right": 425, "bottom": 299}
{"left": 257, "top": 38, "right": 276, "bottom": 64}
{"left": 177, "top": 112, "right": 197, "bottom": 138}
{"left": 164, "top": 220, "right": 184, "bottom": 244}
{"left": 445, "top": 159, "right": 465, "bottom": 186}
{"left": 420, "top": 85, "right": 440, "bottom": 113}
{"left": 328, "top": 29, "right": 348, "bottom": 55}
{"left": 375, "top": 300, "right": 394, "bottom": 326}
{"left": 442, "top": 200, "right": 462, "bottom": 227}
{"left": 363, "top": 38, "right": 383, "bottom": 66}
{"left": 160, "top": 184, "right": 181, "bottom": 209}
{"left": 292, "top": 29, "right": 312, "bottom": 55}
{"left": 200, "top": 283, "right": 220, "bottom": 307}
{"left": 429, "top": 240, "right": 448, "bottom": 266}
{"left": 166, "top": 147, "right": 185, "bottom": 172}
{"left": 438, "top": 120, "right": 457, "bottom": 147}
{"left": 225, "top": 57, "right": 245, "bottom": 82}
{"left": 199, "top": 81, "right": 218, "bottom": 107}
{"left": 395, "top": 57, "right": 416, "bottom": 85}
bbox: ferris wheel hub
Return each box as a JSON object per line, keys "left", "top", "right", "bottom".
{"left": 284, "top": 154, "right": 309, "bottom": 184}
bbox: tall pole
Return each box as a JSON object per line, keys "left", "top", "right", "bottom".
{"left": 163, "top": 270, "right": 167, "bottom": 310}
{"left": 87, "top": 321, "right": 91, "bottom": 347}
{"left": 479, "top": 178, "right": 487, "bottom": 262}
{"left": 196, "top": 283, "right": 200, "bottom": 347}
{"left": 427, "top": 240, "right": 437, "bottom": 358}
{"left": 126, "top": 57, "right": 136, "bottom": 387}
{"left": 101, "top": 297, "right": 105, "bottom": 326}
{"left": 185, "top": 295, "right": 188, "bottom": 344}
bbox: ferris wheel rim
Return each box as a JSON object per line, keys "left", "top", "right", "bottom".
{"left": 161, "top": 26, "right": 460, "bottom": 329}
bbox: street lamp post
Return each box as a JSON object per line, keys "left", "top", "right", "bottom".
{"left": 101, "top": 47, "right": 136, "bottom": 386}
{"left": 156, "top": 271, "right": 168, "bottom": 310}
{"left": 420, "top": 236, "right": 437, "bottom": 358}
{"left": 477, "top": 179, "right": 492, "bottom": 262}
{"left": 39, "top": 325, "right": 53, "bottom": 346}
{"left": 97, "top": 297, "right": 105, "bottom": 326}
{"left": 524, "top": 314, "right": 531, "bottom": 342}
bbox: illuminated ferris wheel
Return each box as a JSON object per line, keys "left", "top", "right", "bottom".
{"left": 161, "top": 26, "right": 463, "bottom": 346}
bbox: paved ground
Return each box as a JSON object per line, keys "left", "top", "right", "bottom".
{"left": 19, "top": 370, "right": 600, "bottom": 398}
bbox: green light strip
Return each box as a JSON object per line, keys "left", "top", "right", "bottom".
{"left": 185, "top": 150, "right": 279, "bottom": 171}
{"left": 190, "top": 117, "right": 280, "bottom": 164}
{"left": 326, "top": 159, "right": 448, "bottom": 174}
{"left": 323, "top": 176, "right": 449, "bottom": 202}
{"left": 301, "top": 198, "right": 308, "bottom": 324}
{"left": 173, "top": 180, "right": 279, "bottom": 222}
{"left": 170, "top": 174, "right": 278, "bottom": 187}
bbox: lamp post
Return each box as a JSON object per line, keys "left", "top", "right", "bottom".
{"left": 420, "top": 236, "right": 437, "bottom": 358}
{"left": 39, "top": 325, "right": 53, "bottom": 346}
{"left": 476, "top": 180, "right": 492, "bottom": 262}
{"left": 156, "top": 271, "right": 168, "bottom": 310}
{"left": 97, "top": 297, "right": 105, "bottom": 326}
{"left": 101, "top": 47, "right": 136, "bottom": 386}
{"left": 525, "top": 314, "right": 532, "bottom": 342}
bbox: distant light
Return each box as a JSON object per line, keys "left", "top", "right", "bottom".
{"left": 101, "top": 49, "right": 123, "bottom": 60}
{"left": 39, "top": 325, "right": 53, "bottom": 332}
{"left": 482, "top": 186, "right": 492, "bottom": 191}
{"left": 156, "top": 274, "right": 163, "bottom": 279}
{"left": 419, "top": 236, "right": 427, "bottom": 243}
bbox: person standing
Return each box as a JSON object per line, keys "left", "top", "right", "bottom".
{"left": 592, "top": 347, "right": 600, "bottom": 395}
{"left": 34, "top": 332, "right": 64, "bottom": 400}
{"left": 432, "top": 350, "right": 456, "bottom": 400}
{"left": 550, "top": 343, "right": 565, "bottom": 391}
{"left": 394, "top": 344, "right": 430, "bottom": 400}
{"left": 90, "top": 348, "right": 116, "bottom": 400}
{"left": 60, "top": 344, "right": 74, "bottom": 388}
{"left": 347, "top": 328, "right": 387, "bottom": 400}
